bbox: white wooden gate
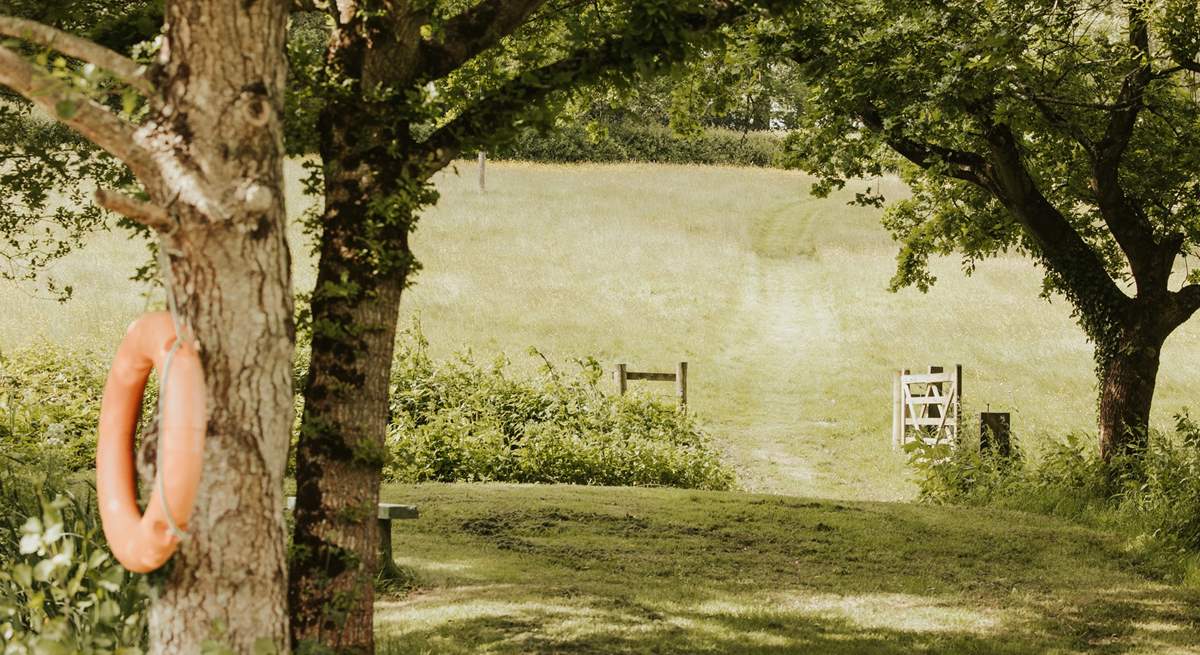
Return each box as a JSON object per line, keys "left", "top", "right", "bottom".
{"left": 892, "top": 365, "right": 961, "bottom": 448}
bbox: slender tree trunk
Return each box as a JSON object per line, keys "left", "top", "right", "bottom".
{"left": 288, "top": 248, "right": 407, "bottom": 654}
{"left": 287, "top": 3, "right": 428, "bottom": 647}
{"left": 144, "top": 1, "right": 294, "bottom": 653}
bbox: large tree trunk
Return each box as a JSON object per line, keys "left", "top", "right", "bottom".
{"left": 1096, "top": 328, "right": 1164, "bottom": 461}
{"left": 287, "top": 4, "right": 426, "bottom": 649}
{"left": 144, "top": 1, "right": 294, "bottom": 653}
{"left": 288, "top": 100, "right": 415, "bottom": 651}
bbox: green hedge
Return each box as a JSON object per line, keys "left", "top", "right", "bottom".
{"left": 383, "top": 322, "right": 736, "bottom": 490}
{"left": 491, "top": 123, "right": 784, "bottom": 168}
{"left": 5, "top": 331, "right": 735, "bottom": 491}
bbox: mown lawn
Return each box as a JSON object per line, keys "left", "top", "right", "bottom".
{"left": 376, "top": 483, "right": 1200, "bottom": 655}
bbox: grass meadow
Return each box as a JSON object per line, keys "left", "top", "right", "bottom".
{"left": 6, "top": 160, "right": 1199, "bottom": 500}
{"left": 6, "top": 160, "right": 1200, "bottom": 652}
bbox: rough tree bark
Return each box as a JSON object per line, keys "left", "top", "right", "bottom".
{"left": 289, "top": 107, "right": 414, "bottom": 654}
{"left": 1096, "top": 326, "right": 1164, "bottom": 460}
{"left": 146, "top": 4, "right": 294, "bottom": 652}
{"left": 1095, "top": 294, "right": 1199, "bottom": 459}
{"left": 0, "top": 1, "right": 294, "bottom": 653}
{"left": 287, "top": 5, "right": 424, "bottom": 650}
{"left": 288, "top": 2, "right": 745, "bottom": 651}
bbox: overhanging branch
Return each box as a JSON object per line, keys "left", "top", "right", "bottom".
{"left": 0, "top": 16, "right": 156, "bottom": 98}
{"left": 417, "top": 0, "right": 552, "bottom": 81}
{"left": 95, "top": 188, "right": 171, "bottom": 231}
{"left": 858, "top": 106, "right": 988, "bottom": 186}
{"left": 0, "top": 44, "right": 160, "bottom": 186}
{"left": 416, "top": 1, "right": 742, "bottom": 174}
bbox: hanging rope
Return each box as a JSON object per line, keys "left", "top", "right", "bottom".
{"left": 154, "top": 239, "right": 192, "bottom": 542}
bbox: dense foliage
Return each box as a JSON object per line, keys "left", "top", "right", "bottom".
{"left": 4, "top": 333, "right": 734, "bottom": 492}
{"left": 384, "top": 323, "right": 736, "bottom": 490}
{"left": 0, "top": 454, "right": 150, "bottom": 654}
{"left": 0, "top": 1, "right": 157, "bottom": 300}
{"left": 773, "top": 0, "right": 1200, "bottom": 458}
{"left": 492, "top": 123, "right": 783, "bottom": 168}
{"left": 0, "top": 347, "right": 111, "bottom": 472}
{"left": 908, "top": 414, "right": 1200, "bottom": 585}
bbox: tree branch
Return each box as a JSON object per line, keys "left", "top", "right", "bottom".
{"left": 0, "top": 16, "right": 156, "bottom": 98}
{"left": 0, "top": 43, "right": 160, "bottom": 186}
{"left": 1178, "top": 283, "right": 1200, "bottom": 312}
{"left": 858, "top": 106, "right": 988, "bottom": 186}
{"left": 95, "top": 188, "right": 171, "bottom": 231}
{"left": 980, "top": 120, "right": 1130, "bottom": 313}
{"left": 417, "top": 0, "right": 553, "bottom": 81}
{"left": 415, "top": 1, "right": 741, "bottom": 174}
{"left": 1089, "top": 6, "right": 1164, "bottom": 294}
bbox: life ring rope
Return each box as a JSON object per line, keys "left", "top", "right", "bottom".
{"left": 154, "top": 333, "right": 189, "bottom": 542}
{"left": 153, "top": 241, "right": 192, "bottom": 543}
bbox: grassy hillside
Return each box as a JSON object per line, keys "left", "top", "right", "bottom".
{"left": 375, "top": 483, "right": 1200, "bottom": 654}
{"left": 3, "top": 161, "right": 1199, "bottom": 500}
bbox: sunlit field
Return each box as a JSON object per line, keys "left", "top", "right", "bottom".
{"left": 5, "top": 160, "right": 1198, "bottom": 501}
{"left": 7, "top": 160, "right": 1200, "bottom": 651}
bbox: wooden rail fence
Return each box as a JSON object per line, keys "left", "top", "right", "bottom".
{"left": 614, "top": 362, "right": 688, "bottom": 410}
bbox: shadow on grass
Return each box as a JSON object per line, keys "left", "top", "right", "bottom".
{"left": 375, "top": 484, "right": 1200, "bottom": 654}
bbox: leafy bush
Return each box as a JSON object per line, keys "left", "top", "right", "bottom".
{"left": 0, "top": 347, "right": 113, "bottom": 471}
{"left": 907, "top": 414, "right": 1200, "bottom": 584}
{"left": 0, "top": 454, "right": 150, "bottom": 654}
{"left": 491, "top": 122, "right": 783, "bottom": 168}
{"left": 0, "top": 347, "right": 157, "bottom": 473}
{"left": 384, "top": 322, "right": 735, "bottom": 490}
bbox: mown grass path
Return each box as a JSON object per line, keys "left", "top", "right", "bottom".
{"left": 378, "top": 483, "right": 1200, "bottom": 654}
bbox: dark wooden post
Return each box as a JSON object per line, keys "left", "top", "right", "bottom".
{"left": 478, "top": 151, "right": 486, "bottom": 192}
{"left": 676, "top": 362, "right": 688, "bottom": 410}
{"left": 980, "top": 412, "right": 1012, "bottom": 459}
{"left": 615, "top": 363, "right": 628, "bottom": 395}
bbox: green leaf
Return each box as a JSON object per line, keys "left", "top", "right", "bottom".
{"left": 12, "top": 563, "right": 33, "bottom": 589}
{"left": 54, "top": 100, "right": 78, "bottom": 121}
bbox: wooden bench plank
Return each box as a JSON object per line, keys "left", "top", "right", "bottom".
{"left": 378, "top": 503, "right": 419, "bottom": 520}
{"left": 286, "top": 496, "right": 419, "bottom": 520}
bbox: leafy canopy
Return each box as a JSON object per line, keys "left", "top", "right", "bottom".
{"left": 781, "top": 0, "right": 1200, "bottom": 304}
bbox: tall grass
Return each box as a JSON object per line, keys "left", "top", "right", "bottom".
{"left": 2, "top": 161, "right": 1198, "bottom": 500}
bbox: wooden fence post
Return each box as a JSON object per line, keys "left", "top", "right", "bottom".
{"left": 892, "top": 369, "right": 903, "bottom": 449}
{"left": 615, "top": 363, "right": 627, "bottom": 395}
{"left": 478, "top": 150, "right": 486, "bottom": 192}
{"left": 676, "top": 362, "right": 688, "bottom": 410}
{"left": 954, "top": 364, "right": 963, "bottom": 438}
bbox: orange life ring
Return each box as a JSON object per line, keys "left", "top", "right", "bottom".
{"left": 97, "top": 312, "right": 206, "bottom": 573}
